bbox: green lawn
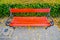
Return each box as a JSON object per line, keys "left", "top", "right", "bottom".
{"left": 0, "top": 0, "right": 60, "bottom": 4}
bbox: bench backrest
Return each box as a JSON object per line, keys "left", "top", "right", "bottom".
{"left": 10, "top": 8, "right": 50, "bottom": 13}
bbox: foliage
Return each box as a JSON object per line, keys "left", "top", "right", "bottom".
{"left": 0, "top": 3, "right": 60, "bottom": 18}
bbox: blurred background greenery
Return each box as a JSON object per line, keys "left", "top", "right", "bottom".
{"left": 0, "top": 4, "right": 60, "bottom": 17}
{"left": 0, "top": 0, "right": 60, "bottom": 4}
{"left": 0, "top": 0, "right": 60, "bottom": 18}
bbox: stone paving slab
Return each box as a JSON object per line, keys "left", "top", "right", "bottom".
{"left": 11, "top": 26, "right": 60, "bottom": 40}
{"left": 0, "top": 17, "right": 60, "bottom": 40}
{"left": 0, "top": 22, "right": 60, "bottom": 40}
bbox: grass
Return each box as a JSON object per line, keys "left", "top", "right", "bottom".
{"left": 0, "top": 0, "right": 60, "bottom": 4}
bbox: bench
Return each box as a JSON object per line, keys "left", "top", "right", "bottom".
{"left": 6, "top": 8, "right": 54, "bottom": 29}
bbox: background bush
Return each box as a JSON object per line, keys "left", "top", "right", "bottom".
{"left": 0, "top": 3, "right": 60, "bottom": 18}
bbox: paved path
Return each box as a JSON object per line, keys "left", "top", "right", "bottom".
{"left": 0, "top": 24, "right": 60, "bottom": 40}
{"left": 11, "top": 26, "right": 60, "bottom": 40}
{"left": 0, "top": 18, "right": 60, "bottom": 40}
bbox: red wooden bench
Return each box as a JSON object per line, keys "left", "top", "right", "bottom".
{"left": 5, "top": 8, "right": 54, "bottom": 29}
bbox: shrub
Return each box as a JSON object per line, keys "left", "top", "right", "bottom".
{"left": 0, "top": 3, "right": 60, "bottom": 18}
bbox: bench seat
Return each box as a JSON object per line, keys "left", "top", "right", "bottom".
{"left": 9, "top": 17, "right": 50, "bottom": 27}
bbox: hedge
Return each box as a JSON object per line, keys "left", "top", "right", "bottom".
{"left": 0, "top": 3, "right": 60, "bottom": 18}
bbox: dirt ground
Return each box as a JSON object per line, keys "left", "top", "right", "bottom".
{"left": 53, "top": 18, "right": 60, "bottom": 29}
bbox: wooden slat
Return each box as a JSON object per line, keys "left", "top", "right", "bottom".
{"left": 10, "top": 8, "right": 50, "bottom": 13}
{"left": 10, "top": 17, "right": 50, "bottom": 27}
